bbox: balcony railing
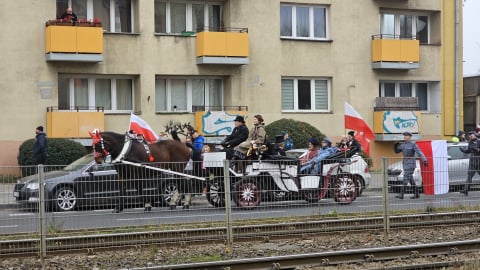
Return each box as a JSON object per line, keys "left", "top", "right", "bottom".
{"left": 196, "top": 27, "right": 249, "bottom": 65}
{"left": 45, "top": 20, "right": 103, "bottom": 62}
{"left": 371, "top": 34, "right": 419, "bottom": 69}
{"left": 46, "top": 107, "right": 104, "bottom": 138}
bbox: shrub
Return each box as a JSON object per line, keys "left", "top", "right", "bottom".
{"left": 17, "top": 138, "right": 88, "bottom": 176}
{"left": 265, "top": 118, "right": 325, "bottom": 149}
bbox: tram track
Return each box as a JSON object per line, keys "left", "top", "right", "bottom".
{"left": 1, "top": 211, "right": 479, "bottom": 257}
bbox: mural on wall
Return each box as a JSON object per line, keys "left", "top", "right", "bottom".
{"left": 195, "top": 111, "right": 248, "bottom": 136}
{"left": 382, "top": 111, "right": 420, "bottom": 133}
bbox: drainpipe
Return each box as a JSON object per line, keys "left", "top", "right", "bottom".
{"left": 454, "top": 0, "right": 460, "bottom": 133}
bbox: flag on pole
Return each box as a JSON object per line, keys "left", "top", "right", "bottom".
{"left": 344, "top": 102, "right": 375, "bottom": 155}
{"left": 416, "top": 140, "right": 449, "bottom": 195}
{"left": 129, "top": 113, "right": 159, "bottom": 144}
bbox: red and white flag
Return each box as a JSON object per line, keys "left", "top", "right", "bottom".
{"left": 129, "top": 113, "right": 159, "bottom": 144}
{"left": 417, "top": 140, "right": 449, "bottom": 195}
{"left": 344, "top": 102, "right": 375, "bottom": 155}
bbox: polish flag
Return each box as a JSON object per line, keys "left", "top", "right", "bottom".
{"left": 129, "top": 113, "right": 159, "bottom": 144}
{"left": 344, "top": 102, "right": 375, "bottom": 155}
{"left": 416, "top": 140, "right": 449, "bottom": 195}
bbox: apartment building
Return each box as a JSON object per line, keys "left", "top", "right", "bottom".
{"left": 0, "top": 0, "right": 462, "bottom": 167}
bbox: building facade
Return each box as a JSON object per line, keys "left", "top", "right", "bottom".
{"left": 0, "top": 0, "right": 463, "bottom": 167}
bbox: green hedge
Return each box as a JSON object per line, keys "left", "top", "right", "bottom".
{"left": 17, "top": 138, "right": 88, "bottom": 176}
{"left": 265, "top": 118, "right": 325, "bottom": 149}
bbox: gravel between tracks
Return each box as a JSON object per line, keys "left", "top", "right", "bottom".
{"left": 3, "top": 224, "right": 480, "bottom": 269}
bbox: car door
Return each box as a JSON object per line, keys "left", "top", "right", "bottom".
{"left": 80, "top": 163, "right": 119, "bottom": 201}
{"left": 447, "top": 145, "right": 469, "bottom": 185}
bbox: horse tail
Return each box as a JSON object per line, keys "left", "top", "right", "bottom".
{"left": 171, "top": 130, "right": 181, "bottom": 141}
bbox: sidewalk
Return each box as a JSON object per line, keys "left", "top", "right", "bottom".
{"left": 0, "top": 183, "right": 16, "bottom": 209}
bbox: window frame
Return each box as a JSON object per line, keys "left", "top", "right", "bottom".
{"left": 281, "top": 77, "right": 331, "bottom": 113}
{"left": 379, "top": 12, "right": 430, "bottom": 43}
{"left": 280, "top": 4, "right": 329, "bottom": 40}
{"left": 155, "top": 77, "right": 224, "bottom": 113}
{"left": 58, "top": 75, "right": 135, "bottom": 114}
{"left": 379, "top": 81, "right": 430, "bottom": 111}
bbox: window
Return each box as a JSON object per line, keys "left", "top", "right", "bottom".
{"left": 380, "top": 13, "right": 429, "bottom": 43}
{"left": 154, "top": 1, "right": 223, "bottom": 34}
{"left": 280, "top": 4, "right": 328, "bottom": 39}
{"left": 379, "top": 81, "right": 434, "bottom": 111}
{"left": 56, "top": 0, "right": 134, "bottom": 33}
{"left": 58, "top": 76, "right": 134, "bottom": 112}
{"left": 281, "top": 78, "right": 330, "bottom": 112}
{"left": 155, "top": 77, "right": 223, "bottom": 112}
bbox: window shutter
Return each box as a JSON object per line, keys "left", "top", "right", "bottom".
{"left": 314, "top": 80, "right": 328, "bottom": 110}
{"left": 281, "top": 79, "right": 294, "bottom": 110}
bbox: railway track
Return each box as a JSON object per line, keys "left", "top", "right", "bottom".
{"left": 1, "top": 211, "right": 479, "bottom": 256}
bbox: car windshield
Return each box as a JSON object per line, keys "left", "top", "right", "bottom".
{"left": 62, "top": 154, "right": 94, "bottom": 172}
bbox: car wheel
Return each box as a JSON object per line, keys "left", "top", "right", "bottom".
{"left": 333, "top": 174, "right": 357, "bottom": 204}
{"left": 53, "top": 186, "right": 77, "bottom": 212}
{"left": 233, "top": 177, "right": 261, "bottom": 209}
{"left": 354, "top": 176, "right": 365, "bottom": 196}
{"left": 206, "top": 180, "right": 226, "bottom": 208}
{"left": 160, "top": 180, "right": 181, "bottom": 206}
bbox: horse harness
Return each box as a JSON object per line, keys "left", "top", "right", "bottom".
{"left": 90, "top": 130, "right": 154, "bottom": 163}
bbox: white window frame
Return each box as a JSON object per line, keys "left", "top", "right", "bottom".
{"left": 380, "top": 12, "right": 429, "bottom": 43}
{"left": 155, "top": 0, "right": 223, "bottom": 34}
{"left": 280, "top": 4, "right": 329, "bottom": 40}
{"left": 281, "top": 78, "right": 331, "bottom": 113}
{"left": 155, "top": 77, "right": 224, "bottom": 113}
{"left": 379, "top": 81, "right": 430, "bottom": 111}
{"left": 63, "top": 0, "right": 135, "bottom": 33}
{"left": 59, "top": 75, "right": 135, "bottom": 114}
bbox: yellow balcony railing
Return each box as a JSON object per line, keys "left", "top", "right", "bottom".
{"left": 371, "top": 35, "right": 419, "bottom": 69}
{"left": 46, "top": 107, "right": 104, "bottom": 138}
{"left": 196, "top": 28, "right": 249, "bottom": 65}
{"left": 45, "top": 22, "right": 103, "bottom": 62}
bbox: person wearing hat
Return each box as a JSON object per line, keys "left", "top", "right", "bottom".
{"left": 281, "top": 131, "right": 294, "bottom": 151}
{"left": 33, "top": 126, "right": 48, "bottom": 165}
{"left": 346, "top": 131, "right": 362, "bottom": 153}
{"left": 458, "top": 131, "right": 480, "bottom": 196}
{"left": 299, "top": 137, "right": 320, "bottom": 165}
{"left": 394, "top": 131, "right": 428, "bottom": 199}
{"left": 300, "top": 137, "right": 337, "bottom": 174}
{"left": 272, "top": 135, "right": 287, "bottom": 156}
{"left": 234, "top": 114, "right": 267, "bottom": 157}
{"left": 220, "top": 115, "right": 249, "bottom": 158}
{"left": 190, "top": 130, "right": 204, "bottom": 153}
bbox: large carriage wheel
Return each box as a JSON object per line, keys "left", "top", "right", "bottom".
{"left": 206, "top": 180, "right": 226, "bottom": 208}
{"left": 333, "top": 173, "right": 357, "bottom": 204}
{"left": 354, "top": 175, "right": 365, "bottom": 196}
{"left": 233, "top": 177, "right": 261, "bottom": 209}
{"left": 160, "top": 180, "right": 180, "bottom": 206}
{"left": 53, "top": 186, "right": 77, "bottom": 212}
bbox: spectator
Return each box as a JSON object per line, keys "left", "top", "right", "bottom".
{"left": 33, "top": 126, "right": 47, "bottom": 165}
{"left": 394, "top": 131, "right": 428, "bottom": 199}
{"left": 457, "top": 131, "right": 466, "bottom": 142}
{"left": 299, "top": 137, "right": 320, "bottom": 165}
{"left": 282, "top": 131, "right": 294, "bottom": 151}
{"left": 459, "top": 131, "right": 480, "bottom": 196}
{"left": 60, "top": 7, "right": 78, "bottom": 23}
{"left": 191, "top": 130, "right": 204, "bottom": 153}
{"left": 300, "top": 137, "right": 337, "bottom": 174}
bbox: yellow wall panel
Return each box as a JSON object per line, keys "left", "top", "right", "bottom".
{"left": 45, "top": 26, "right": 77, "bottom": 53}
{"left": 47, "top": 112, "right": 104, "bottom": 138}
{"left": 76, "top": 27, "right": 103, "bottom": 53}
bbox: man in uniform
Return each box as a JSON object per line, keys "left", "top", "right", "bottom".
{"left": 394, "top": 131, "right": 428, "bottom": 199}
{"left": 459, "top": 131, "right": 480, "bottom": 196}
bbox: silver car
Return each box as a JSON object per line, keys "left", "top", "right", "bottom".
{"left": 387, "top": 142, "right": 479, "bottom": 192}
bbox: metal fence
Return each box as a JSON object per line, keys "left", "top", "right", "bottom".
{"left": 0, "top": 154, "right": 479, "bottom": 257}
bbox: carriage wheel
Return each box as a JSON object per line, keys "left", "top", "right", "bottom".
{"left": 53, "top": 186, "right": 77, "bottom": 212}
{"left": 233, "top": 178, "right": 261, "bottom": 209}
{"left": 355, "top": 175, "right": 365, "bottom": 196}
{"left": 160, "top": 180, "right": 180, "bottom": 206}
{"left": 206, "top": 180, "right": 226, "bottom": 208}
{"left": 333, "top": 174, "right": 357, "bottom": 204}
{"left": 304, "top": 189, "right": 320, "bottom": 203}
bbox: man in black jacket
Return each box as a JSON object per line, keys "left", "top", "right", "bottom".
{"left": 33, "top": 126, "right": 47, "bottom": 165}
{"left": 459, "top": 131, "right": 480, "bottom": 196}
{"left": 221, "top": 116, "right": 249, "bottom": 159}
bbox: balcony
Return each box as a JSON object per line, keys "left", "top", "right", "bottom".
{"left": 373, "top": 97, "right": 422, "bottom": 141}
{"left": 371, "top": 35, "right": 419, "bottom": 69}
{"left": 45, "top": 20, "right": 103, "bottom": 62}
{"left": 196, "top": 28, "right": 249, "bottom": 65}
{"left": 46, "top": 107, "right": 104, "bottom": 139}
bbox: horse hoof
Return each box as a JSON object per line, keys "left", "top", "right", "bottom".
{"left": 113, "top": 208, "right": 123, "bottom": 213}
{"left": 182, "top": 205, "right": 190, "bottom": 210}
{"left": 169, "top": 205, "right": 176, "bottom": 210}
{"left": 144, "top": 206, "right": 152, "bottom": 212}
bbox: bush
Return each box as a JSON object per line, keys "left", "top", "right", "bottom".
{"left": 17, "top": 138, "right": 88, "bottom": 176}
{"left": 265, "top": 119, "right": 325, "bottom": 149}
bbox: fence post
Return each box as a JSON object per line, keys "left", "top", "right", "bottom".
{"left": 38, "top": 164, "right": 47, "bottom": 259}
{"left": 223, "top": 159, "right": 233, "bottom": 252}
{"left": 382, "top": 157, "right": 390, "bottom": 238}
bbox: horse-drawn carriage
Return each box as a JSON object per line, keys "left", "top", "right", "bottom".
{"left": 90, "top": 130, "right": 359, "bottom": 212}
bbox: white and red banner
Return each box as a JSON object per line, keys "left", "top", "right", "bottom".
{"left": 417, "top": 140, "right": 449, "bottom": 195}
{"left": 344, "top": 102, "right": 375, "bottom": 155}
{"left": 129, "top": 113, "right": 159, "bottom": 144}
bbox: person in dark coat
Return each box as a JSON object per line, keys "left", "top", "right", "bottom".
{"left": 221, "top": 116, "right": 249, "bottom": 159}
{"left": 346, "top": 131, "right": 362, "bottom": 153}
{"left": 33, "top": 126, "right": 47, "bottom": 165}
{"left": 394, "top": 131, "right": 428, "bottom": 199}
{"left": 459, "top": 131, "right": 480, "bottom": 196}
{"left": 60, "top": 7, "right": 78, "bottom": 22}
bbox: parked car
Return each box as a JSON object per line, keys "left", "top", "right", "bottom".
{"left": 285, "top": 149, "right": 371, "bottom": 195}
{"left": 13, "top": 154, "right": 180, "bottom": 212}
{"left": 387, "top": 142, "right": 479, "bottom": 192}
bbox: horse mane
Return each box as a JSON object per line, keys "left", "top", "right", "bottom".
{"left": 171, "top": 130, "right": 181, "bottom": 141}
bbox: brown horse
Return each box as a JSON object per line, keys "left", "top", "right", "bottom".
{"left": 89, "top": 130, "right": 193, "bottom": 213}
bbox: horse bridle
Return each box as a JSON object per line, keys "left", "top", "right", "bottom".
{"left": 89, "top": 129, "right": 111, "bottom": 162}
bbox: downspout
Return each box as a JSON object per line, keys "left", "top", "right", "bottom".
{"left": 454, "top": 0, "right": 460, "bottom": 133}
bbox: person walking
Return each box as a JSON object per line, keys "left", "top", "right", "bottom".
{"left": 394, "top": 131, "right": 428, "bottom": 199}
{"left": 33, "top": 126, "right": 47, "bottom": 165}
{"left": 459, "top": 131, "right": 480, "bottom": 196}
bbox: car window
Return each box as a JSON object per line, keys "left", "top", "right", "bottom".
{"left": 448, "top": 145, "right": 466, "bottom": 160}
{"left": 63, "top": 155, "right": 94, "bottom": 171}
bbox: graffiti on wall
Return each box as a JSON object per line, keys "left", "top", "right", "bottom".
{"left": 382, "top": 111, "right": 419, "bottom": 133}
{"left": 197, "top": 111, "right": 248, "bottom": 136}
